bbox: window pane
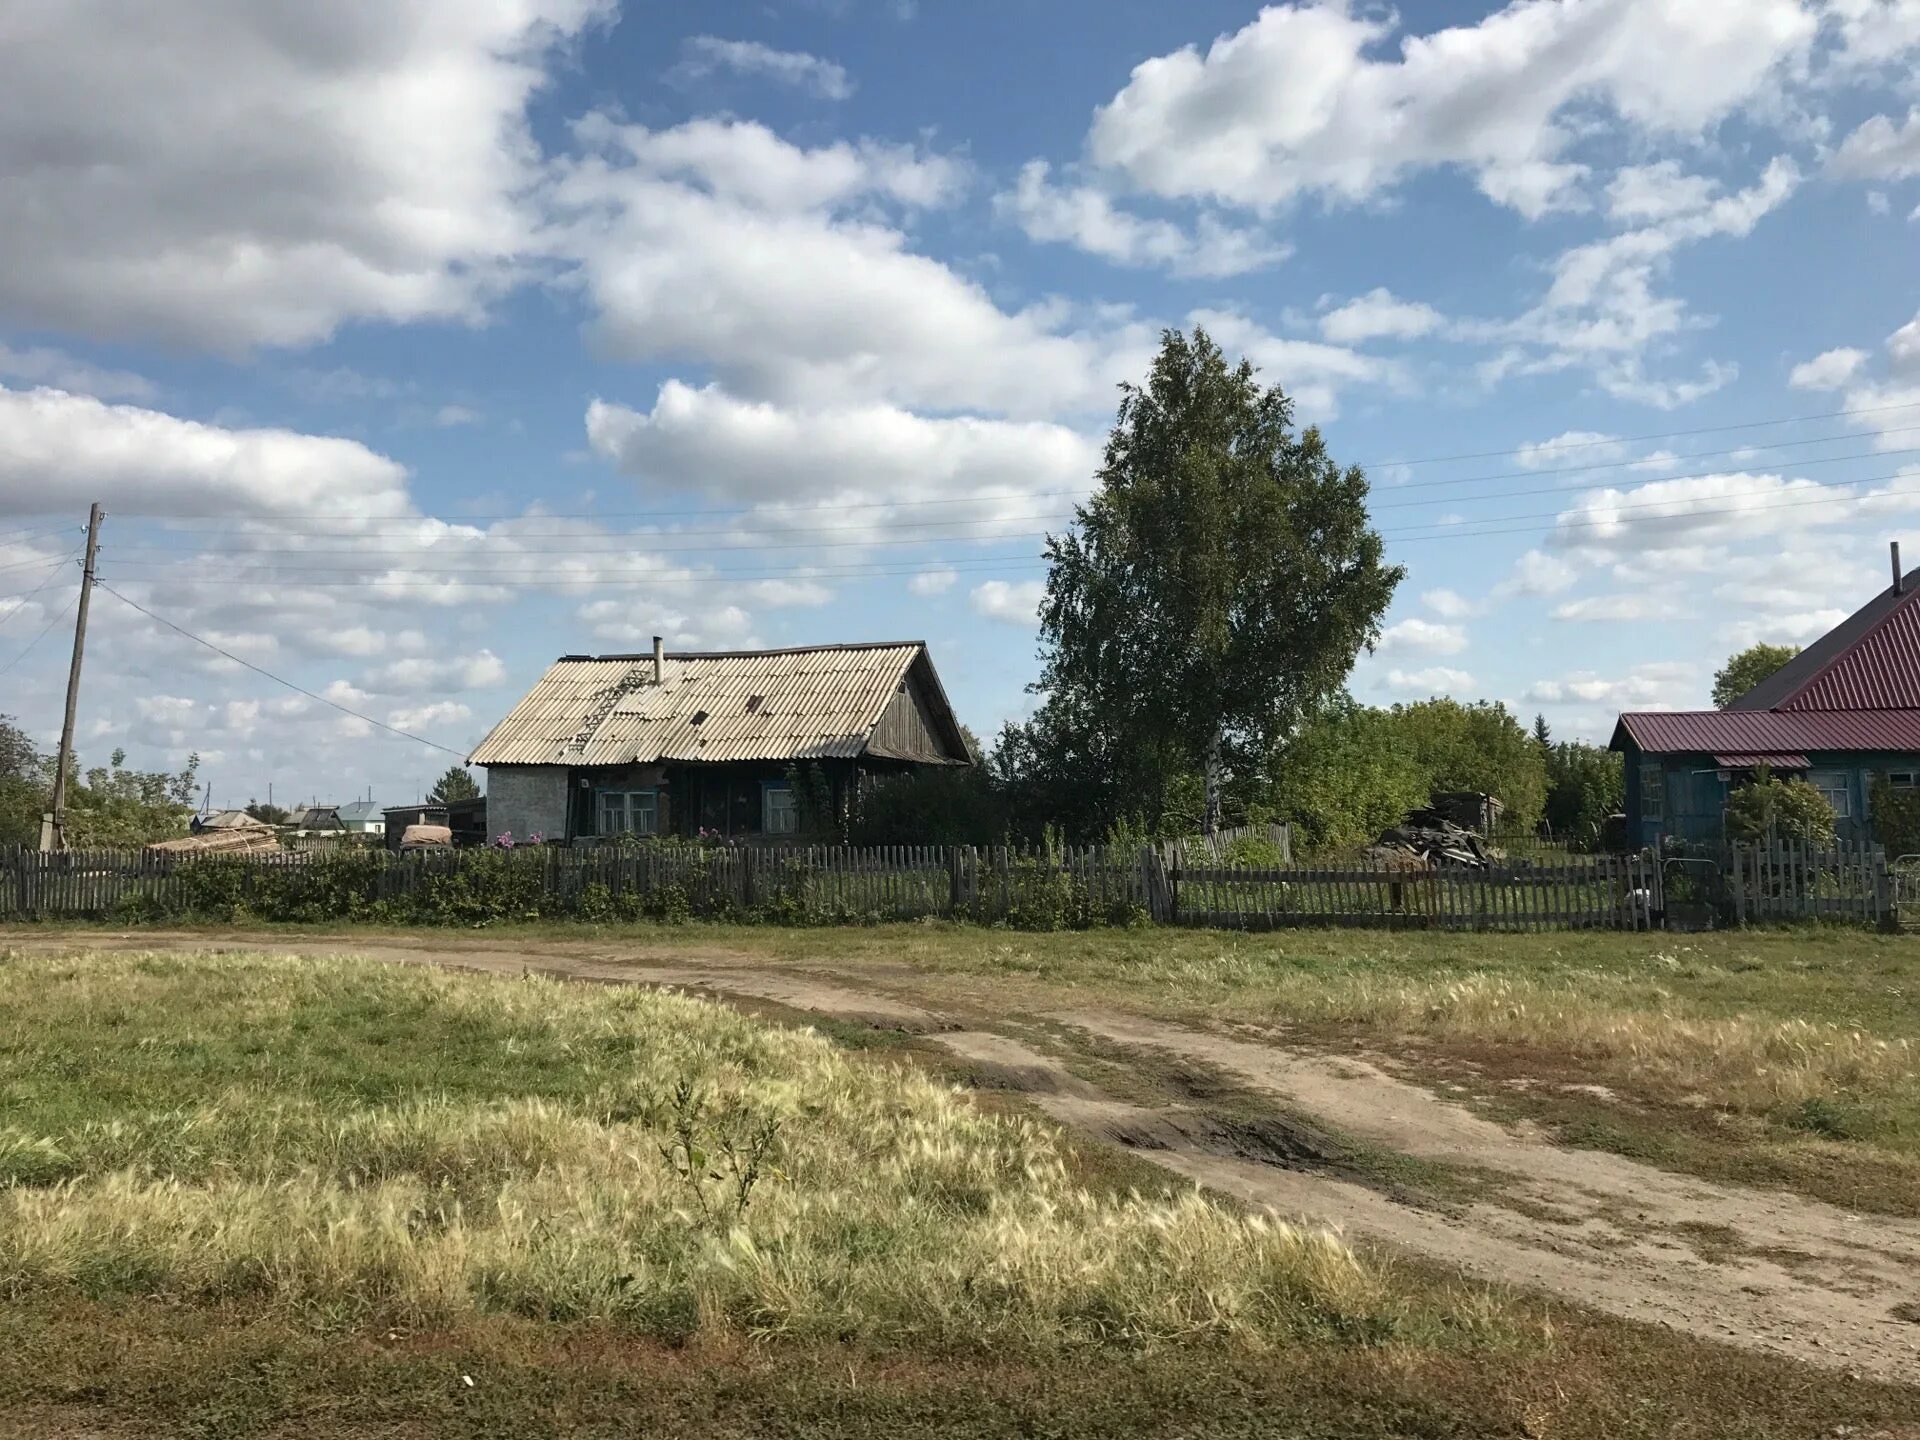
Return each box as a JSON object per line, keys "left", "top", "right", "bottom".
{"left": 634, "top": 791, "right": 658, "bottom": 836}
{"left": 765, "top": 784, "right": 797, "bottom": 835}
{"left": 598, "top": 792, "right": 624, "bottom": 835}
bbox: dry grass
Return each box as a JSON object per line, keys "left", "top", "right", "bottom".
{"left": 0, "top": 949, "right": 1486, "bottom": 1354}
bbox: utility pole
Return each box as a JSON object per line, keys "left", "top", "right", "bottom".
{"left": 44, "top": 503, "right": 103, "bottom": 853}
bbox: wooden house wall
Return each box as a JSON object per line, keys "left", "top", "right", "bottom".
{"left": 865, "top": 666, "right": 957, "bottom": 763}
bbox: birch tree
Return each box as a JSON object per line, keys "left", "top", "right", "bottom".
{"left": 1028, "top": 328, "right": 1401, "bottom": 835}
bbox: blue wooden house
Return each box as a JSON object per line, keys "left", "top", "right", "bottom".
{"left": 1611, "top": 547, "right": 1920, "bottom": 849}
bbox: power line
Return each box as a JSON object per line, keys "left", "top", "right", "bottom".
{"left": 0, "top": 551, "right": 80, "bottom": 629}
{"left": 102, "top": 436, "right": 1920, "bottom": 568}
{"left": 95, "top": 583, "right": 468, "bottom": 757}
{"left": 104, "top": 515, "right": 1083, "bottom": 559}
{"left": 1380, "top": 475, "right": 1920, "bottom": 544}
{"left": 1350, "top": 397, "right": 1920, "bottom": 469}
{"left": 99, "top": 466, "right": 1920, "bottom": 584}
{"left": 40, "top": 398, "right": 1920, "bottom": 536}
{"left": 0, "top": 593, "right": 78, "bottom": 679}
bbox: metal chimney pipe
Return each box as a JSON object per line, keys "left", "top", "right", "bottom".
{"left": 652, "top": 634, "right": 664, "bottom": 684}
{"left": 1895, "top": 542, "right": 1904, "bottom": 595}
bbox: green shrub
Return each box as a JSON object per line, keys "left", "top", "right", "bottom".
{"left": 1725, "top": 769, "right": 1837, "bottom": 847}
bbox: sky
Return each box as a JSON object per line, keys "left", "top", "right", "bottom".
{"left": 2, "top": 0, "right": 1919, "bottom": 811}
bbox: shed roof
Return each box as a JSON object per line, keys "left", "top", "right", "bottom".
{"left": 336, "top": 800, "right": 383, "bottom": 824}
{"left": 468, "top": 642, "right": 970, "bottom": 768}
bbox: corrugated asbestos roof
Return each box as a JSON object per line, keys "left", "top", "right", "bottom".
{"left": 1731, "top": 566, "right": 1920, "bottom": 711}
{"left": 1613, "top": 709, "right": 1920, "bottom": 755}
{"left": 468, "top": 642, "right": 966, "bottom": 767}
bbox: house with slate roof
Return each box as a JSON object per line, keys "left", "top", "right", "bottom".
{"left": 1611, "top": 544, "right": 1920, "bottom": 849}
{"left": 469, "top": 639, "right": 971, "bottom": 843}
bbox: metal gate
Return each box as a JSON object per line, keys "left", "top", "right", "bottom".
{"left": 1659, "top": 856, "right": 1721, "bottom": 931}
{"left": 1891, "top": 854, "right": 1920, "bottom": 930}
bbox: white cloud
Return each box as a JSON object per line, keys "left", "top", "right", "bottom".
{"left": 1375, "top": 617, "right": 1467, "bottom": 655}
{"left": 910, "top": 567, "right": 958, "bottom": 595}
{"left": 551, "top": 116, "right": 1140, "bottom": 419}
{"left": 1718, "top": 607, "right": 1850, "bottom": 648}
{"left": 389, "top": 701, "right": 474, "bottom": 734}
{"left": 1495, "top": 548, "right": 1580, "bottom": 599}
{"left": 586, "top": 382, "right": 1098, "bottom": 530}
{"left": 0, "top": 0, "right": 610, "bottom": 349}
{"left": 1422, "top": 587, "right": 1477, "bottom": 619}
{"left": 1550, "top": 593, "right": 1685, "bottom": 621}
{"left": 995, "top": 161, "right": 1289, "bottom": 278}
{"left": 135, "top": 695, "right": 199, "bottom": 728}
{"left": 1383, "top": 666, "right": 1475, "bottom": 694}
{"left": 575, "top": 598, "right": 758, "bottom": 651}
{"left": 1604, "top": 162, "right": 1719, "bottom": 224}
{"left": 0, "top": 384, "right": 412, "bottom": 518}
{"left": 969, "top": 579, "right": 1045, "bottom": 625}
{"left": 1516, "top": 431, "right": 1624, "bottom": 469}
{"left": 672, "top": 36, "right": 854, "bottom": 100}
{"left": 1085, "top": 0, "right": 1816, "bottom": 218}
{"left": 434, "top": 405, "right": 481, "bottom": 428}
{"left": 1525, "top": 660, "right": 1696, "bottom": 707}
{"left": 361, "top": 651, "right": 507, "bottom": 696}
{"left": 0, "top": 344, "right": 153, "bottom": 402}
{"left": 1318, "top": 288, "right": 1443, "bottom": 344}
{"left": 1789, "top": 347, "right": 1871, "bottom": 390}
{"left": 1486, "top": 157, "right": 1799, "bottom": 405}
{"left": 1185, "top": 309, "right": 1393, "bottom": 420}
{"left": 323, "top": 679, "right": 375, "bottom": 709}
{"left": 1832, "top": 107, "right": 1920, "bottom": 180}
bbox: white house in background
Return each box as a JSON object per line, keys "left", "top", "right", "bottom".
{"left": 336, "top": 799, "right": 385, "bottom": 836}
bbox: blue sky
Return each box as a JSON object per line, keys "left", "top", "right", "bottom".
{"left": 2, "top": 0, "right": 1918, "bottom": 810}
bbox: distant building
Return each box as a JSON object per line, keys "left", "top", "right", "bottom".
{"left": 1612, "top": 544, "right": 1920, "bottom": 848}
{"left": 469, "top": 640, "right": 970, "bottom": 843}
{"left": 336, "top": 799, "right": 384, "bottom": 837}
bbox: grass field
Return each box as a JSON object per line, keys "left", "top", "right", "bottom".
{"left": 3, "top": 944, "right": 1918, "bottom": 1437}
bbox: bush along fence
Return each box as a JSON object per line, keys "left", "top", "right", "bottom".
{"left": 0, "top": 838, "right": 1829, "bottom": 932}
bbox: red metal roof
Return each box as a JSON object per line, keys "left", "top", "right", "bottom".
{"left": 1615, "top": 709, "right": 1920, "bottom": 755}
{"left": 1711, "top": 752, "right": 1810, "bottom": 769}
{"left": 1783, "top": 589, "right": 1920, "bottom": 709}
{"left": 1731, "top": 569, "right": 1920, "bottom": 711}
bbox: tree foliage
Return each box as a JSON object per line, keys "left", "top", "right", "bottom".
{"left": 1724, "top": 769, "right": 1836, "bottom": 847}
{"left": 0, "top": 717, "right": 199, "bottom": 848}
{"left": 1265, "top": 700, "right": 1427, "bottom": 853}
{"left": 428, "top": 766, "right": 481, "bottom": 804}
{"left": 246, "top": 801, "right": 292, "bottom": 826}
{"left": 1542, "top": 741, "right": 1624, "bottom": 849}
{"left": 1389, "top": 698, "right": 1547, "bottom": 832}
{"left": 1005, "top": 327, "right": 1401, "bottom": 840}
{"left": 1712, "top": 643, "right": 1799, "bottom": 709}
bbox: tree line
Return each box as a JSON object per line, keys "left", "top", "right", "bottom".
{"left": 0, "top": 714, "right": 200, "bottom": 848}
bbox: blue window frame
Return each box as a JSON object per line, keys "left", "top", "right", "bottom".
{"left": 761, "top": 781, "right": 797, "bottom": 836}
{"left": 597, "top": 788, "right": 658, "bottom": 837}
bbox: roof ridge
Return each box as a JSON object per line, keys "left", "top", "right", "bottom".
{"left": 561, "top": 641, "right": 926, "bottom": 663}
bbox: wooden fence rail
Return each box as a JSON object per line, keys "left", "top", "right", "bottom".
{"left": 0, "top": 840, "right": 1891, "bottom": 931}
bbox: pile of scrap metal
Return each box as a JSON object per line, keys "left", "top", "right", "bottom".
{"left": 1367, "top": 807, "right": 1498, "bottom": 869}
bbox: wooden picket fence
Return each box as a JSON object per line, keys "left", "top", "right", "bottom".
{"left": 0, "top": 833, "right": 1712, "bottom": 936}
{"left": 1724, "top": 840, "right": 1891, "bottom": 927}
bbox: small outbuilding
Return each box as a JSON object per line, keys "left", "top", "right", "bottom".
{"left": 468, "top": 639, "right": 971, "bottom": 843}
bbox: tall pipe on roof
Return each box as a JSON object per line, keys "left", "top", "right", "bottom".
{"left": 1895, "top": 542, "right": 1904, "bottom": 595}
{"left": 653, "top": 634, "right": 664, "bottom": 684}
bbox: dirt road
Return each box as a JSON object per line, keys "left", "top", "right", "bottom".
{"left": 15, "top": 929, "right": 1920, "bottom": 1383}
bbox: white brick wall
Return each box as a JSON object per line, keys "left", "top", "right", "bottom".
{"left": 484, "top": 766, "right": 569, "bottom": 842}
